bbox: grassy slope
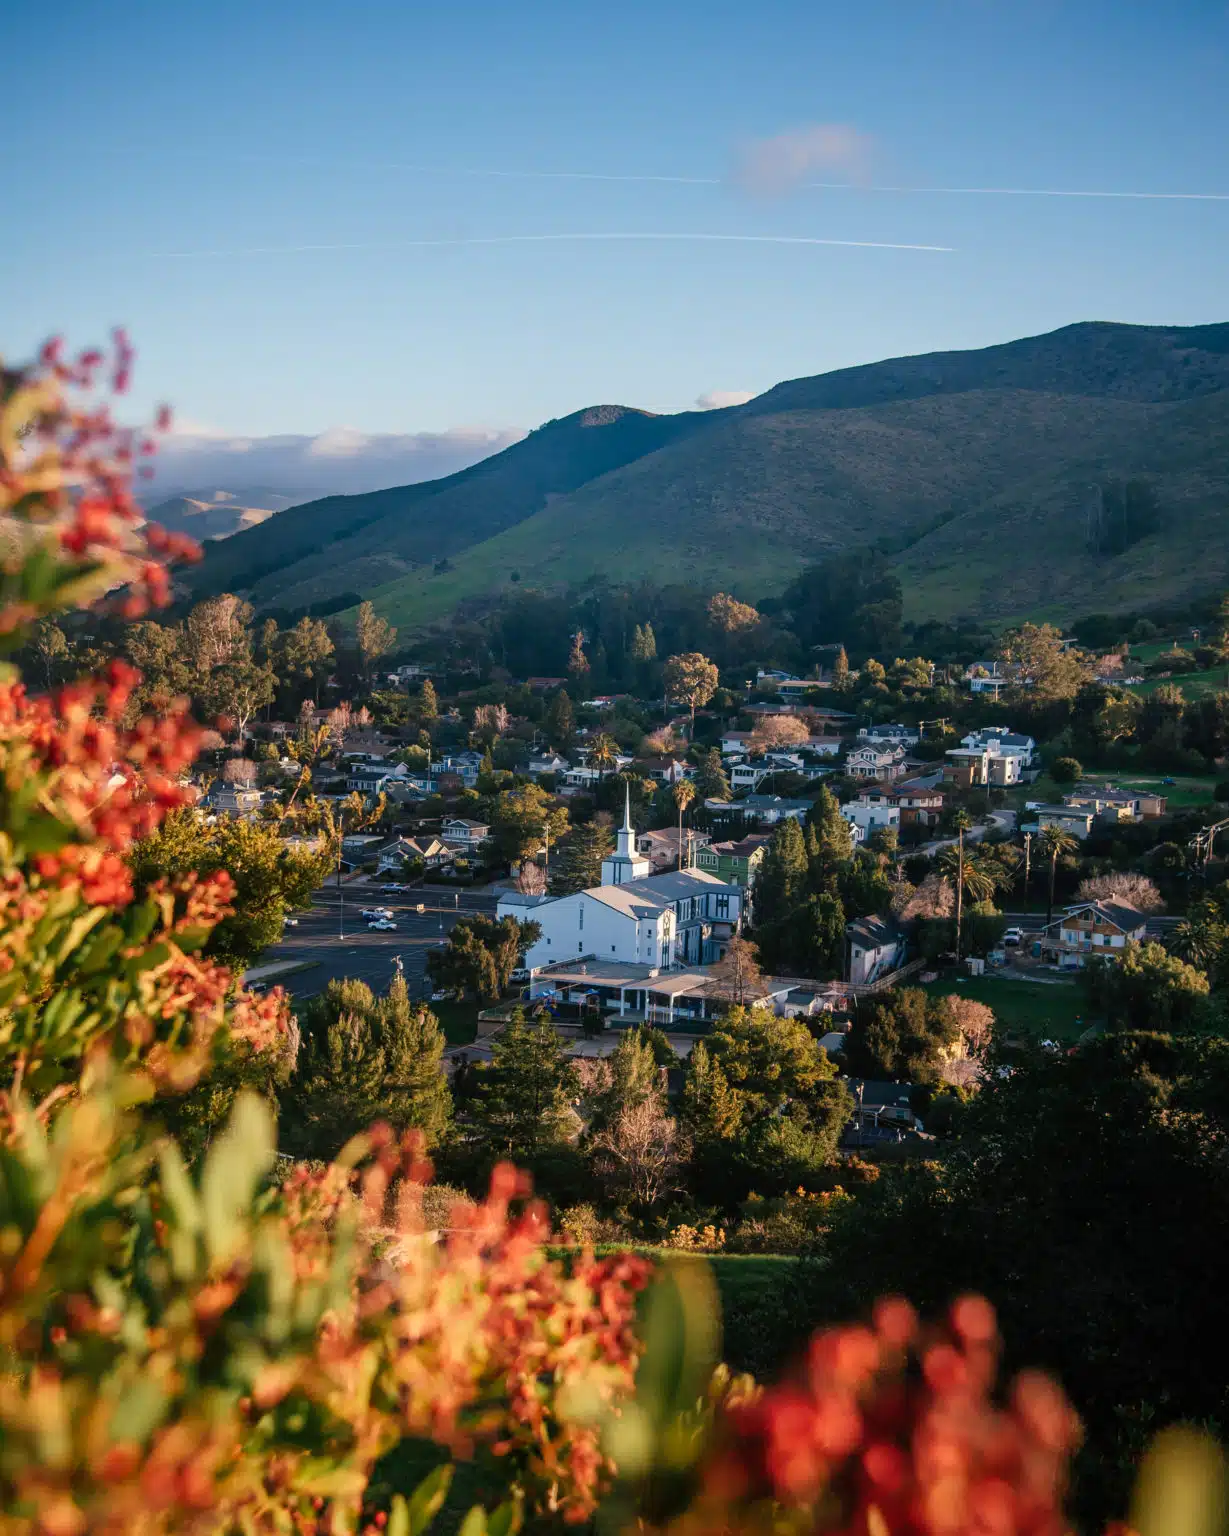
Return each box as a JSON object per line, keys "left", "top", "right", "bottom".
{"left": 356, "top": 388, "right": 1215, "bottom": 631}
{"left": 919, "top": 976, "right": 1089, "bottom": 1040}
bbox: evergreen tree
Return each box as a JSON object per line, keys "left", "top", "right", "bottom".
{"left": 546, "top": 688, "right": 574, "bottom": 747}
{"left": 419, "top": 678, "right": 439, "bottom": 720}
{"left": 377, "top": 971, "right": 452, "bottom": 1145}
{"left": 630, "top": 622, "right": 657, "bottom": 663}
{"left": 806, "top": 786, "right": 854, "bottom": 893}
{"left": 473, "top": 1013, "right": 577, "bottom": 1163}
{"left": 583, "top": 1029, "right": 662, "bottom": 1135}
{"left": 678, "top": 1040, "right": 742, "bottom": 1199}
{"left": 753, "top": 817, "right": 808, "bottom": 929}
{"left": 282, "top": 977, "right": 454, "bottom": 1159}
{"left": 550, "top": 820, "right": 613, "bottom": 895}
{"left": 832, "top": 645, "right": 850, "bottom": 689}
{"left": 793, "top": 892, "right": 847, "bottom": 979}
{"left": 692, "top": 747, "right": 731, "bottom": 802}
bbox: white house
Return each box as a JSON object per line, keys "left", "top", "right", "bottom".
{"left": 841, "top": 796, "right": 902, "bottom": 839}
{"left": 847, "top": 915, "right": 906, "bottom": 984}
{"left": 856, "top": 723, "right": 921, "bottom": 747}
{"left": 499, "top": 789, "right": 742, "bottom": 972}
{"left": 347, "top": 762, "right": 409, "bottom": 795}
{"left": 966, "top": 662, "right": 1008, "bottom": 699}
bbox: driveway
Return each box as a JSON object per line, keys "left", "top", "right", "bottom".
{"left": 917, "top": 808, "right": 1017, "bottom": 856}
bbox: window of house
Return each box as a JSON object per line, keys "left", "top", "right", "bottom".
{"left": 716, "top": 895, "right": 729, "bottom": 918}
{"left": 578, "top": 906, "right": 584, "bottom": 930}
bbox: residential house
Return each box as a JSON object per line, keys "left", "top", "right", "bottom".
{"left": 845, "top": 743, "right": 909, "bottom": 781}
{"left": 856, "top": 723, "right": 921, "bottom": 747}
{"left": 695, "top": 833, "right": 770, "bottom": 889}
{"left": 636, "top": 755, "right": 689, "bottom": 785}
{"left": 636, "top": 827, "right": 712, "bottom": 872}
{"left": 340, "top": 832, "right": 385, "bottom": 868}
{"left": 945, "top": 731, "right": 1036, "bottom": 788}
{"left": 891, "top": 774, "right": 946, "bottom": 823}
{"left": 842, "top": 795, "right": 902, "bottom": 840}
{"left": 846, "top": 915, "right": 906, "bottom": 985}
{"left": 1024, "top": 804, "right": 1097, "bottom": 840}
{"left": 747, "top": 702, "right": 853, "bottom": 738}
{"left": 1064, "top": 784, "right": 1167, "bottom": 820}
{"left": 720, "top": 730, "right": 756, "bottom": 757}
{"left": 440, "top": 816, "right": 490, "bottom": 850}
{"left": 966, "top": 662, "right": 1008, "bottom": 699}
{"left": 1039, "top": 899, "right": 1147, "bottom": 967}
{"left": 707, "top": 794, "right": 813, "bottom": 827}
{"left": 377, "top": 835, "right": 453, "bottom": 873}
{"left": 843, "top": 1080, "right": 921, "bottom": 1140}
{"left": 501, "top": 799, "right": 742, "bottom": 973}
{"left": 347, "top": 762, "right": 409, "bottom": 795}
{"left": 527, "top": 752, "right": 569, "bottom": 779}
{"left": 434, "top": 750, "right": 485, "bottom": 788}
{"left": 205, "top": 783, "right": 264, "bottom": 818}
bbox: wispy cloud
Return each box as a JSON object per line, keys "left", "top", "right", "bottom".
{"left": 151, "top": 231, "right": 953, "bottom": 258}
{"left": 695, "top": 389, "right": 755, "bottom": 409}
{"left": 732, "top": 124, "right": 876, "bottom": 198}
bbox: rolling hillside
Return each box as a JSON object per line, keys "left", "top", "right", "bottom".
{"left": 189, "top": 320, "right": 1229, "bottom": 626}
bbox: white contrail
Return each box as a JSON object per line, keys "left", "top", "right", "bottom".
{"left": 803, "top": 180, "right": 1229, "bottom": 201}
{"left": 152, "top": 230, "right": 954, "bottom": 257}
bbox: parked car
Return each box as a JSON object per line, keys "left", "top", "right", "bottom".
{"left": 510, "top": 966, "right": 530, "bottom": 982}
{"left": 1003, "top": 927, "right": 1025, "bottom": 947}
{"left": 368, "top": 919, "right": 397, "bottom": 931}
{"left": 360, "top": 908, "right": 383, "bottom": 919}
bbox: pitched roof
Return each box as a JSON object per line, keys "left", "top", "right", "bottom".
{"left": 1048, "top": 899, "right": 1146, "bottom": 933}
{"left": 582, "top": 868, "right": 734, "bottom": 918}
{"left": 847, "top": 914, "right": 902, "bottom": 948}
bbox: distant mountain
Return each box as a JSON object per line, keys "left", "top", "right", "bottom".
{"left": 185, "top": 321, "right": 1229, "bottom": 626}
{"left": 145, "top": 490, "right": 306, "bottom": 543}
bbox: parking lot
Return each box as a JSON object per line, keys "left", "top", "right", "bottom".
{"left": 260, "top": 883, "right": 501, "bottom": 1001}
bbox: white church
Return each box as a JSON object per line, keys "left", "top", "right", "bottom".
{"left": 497, "top": 789, "right": 744, "bottom": 973}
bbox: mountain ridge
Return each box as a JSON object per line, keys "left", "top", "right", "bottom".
{"left": 184, "top": 320, "right": 1229, "bottom": 626}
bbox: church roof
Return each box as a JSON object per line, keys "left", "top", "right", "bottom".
{"left": 583, "top": 868, "right": 732, "bottom": 917}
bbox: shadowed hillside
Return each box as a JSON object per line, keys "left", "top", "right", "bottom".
{"left": 188, "top": 321, "right": 1229, "bottom": 625}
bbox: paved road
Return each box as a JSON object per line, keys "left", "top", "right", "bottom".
{"left": 262, "top": 884, "right": 501, "bottom": 1001}
{"left": 918, "top": 809, "right": 1017, "bottom": 855}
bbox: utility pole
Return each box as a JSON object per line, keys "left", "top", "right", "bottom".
{"left": 1023, "top": 831, "right": 1032, "bottom": 901}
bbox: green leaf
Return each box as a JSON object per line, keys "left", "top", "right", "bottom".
{"left": 18, "top": 811, "right": 73, "bottom": 855}
{"left": 406, "top": 1464, "right": 454, "bottom": 1534}
{"left": 484, "top": 1501, "right": 522, "bottom": 1536}
{"left": 456, "top": 1510, "right": 487, "bottom": 1536}
{"left": 127, "top": 941, "right": 171, "bottom": 977}
{"left": 387, "top": 1496, "right": 411, "bottom": 1536}
{"left": 107, "top": 1377, "right": 169, "bottom": 1445}
{"left": 200, "top": 1092, "right": 276, "bottom": 1266}
{"left": 157, "top": 1142, "right": 203, "bottom": 1280}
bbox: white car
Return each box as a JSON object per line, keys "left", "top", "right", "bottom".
{"left": 367, "top": 918, "right": 397, "bottom": 931}
{"left": 1003, "top": 927, "right": 1025, "bottom": 947}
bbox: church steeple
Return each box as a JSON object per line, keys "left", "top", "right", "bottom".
{"left": 600, "top": 781, "right": 651, "bottom": 887}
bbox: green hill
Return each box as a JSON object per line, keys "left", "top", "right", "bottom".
{"left": 187, "top": 320, "right": 1229, "bottom": 627}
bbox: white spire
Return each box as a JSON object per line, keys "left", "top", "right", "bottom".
{"left": 621, "top": 781, "right": 632, "bottom": 833}
{"left": 602, "top": 777, "right": 651, "bottom": 886}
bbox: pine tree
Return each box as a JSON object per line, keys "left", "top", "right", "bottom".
{"left": 377, "top": 972, "right": 452, "bottom": 1145}
{"left": 692, "top": 747, "right": 731, "bottom": 802}
{"left": 282, "top": 975, "right": 454, "bottom": 1158}
{"left": 806, "top": 786, "right": 854, "bottom": 893}
{"left": 550, "top": 820, "right": 613, "bottom": 894}
{"left": 832, "top": 646, "right": 850, "bottom": 689}
{"left": 419, "top": 678, "right": 438, "bottom": 720}
{"left": 583, "top": 1029, "right": 662, "bottom": 1135}
{"left": 753, "top": 817, "right": 808, "bottom": 929}
{"left": 678, "top": 1040, "right": 741, "bottom": 1143}
{"left": 793, "top": 892, "right": 847, "bottom": 979}
{"left": 474, "top": 1013, "right": 577, "bottom": 1162}
{"left": 630, "top": 623, "right": 657, "bottom": 663}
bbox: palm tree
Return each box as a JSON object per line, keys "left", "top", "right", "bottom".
{"left": 947, "top": 810, "right": 974, "bottom": 963}
{"left": 1037, "top": 825, "right": 1077, "bottom": 927}
{"left": 588, "top": 733, "right": 619, "bottom": 774}
{"left": 673, "top": 778, "right": 697, "bottom": 869}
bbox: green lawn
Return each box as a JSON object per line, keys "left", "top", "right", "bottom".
{"left": 919, "top": 974, "right": 1090, "bottom": 1041}
{"left": 1009, "top": 769, "right": 1215, "bottom": 811}
{"left": 1125, "top": 667, "right": 1229, "bottom": 701}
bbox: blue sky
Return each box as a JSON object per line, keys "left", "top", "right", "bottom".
{"left": 7, "top": 0, "right": 1229, "bottom": 440}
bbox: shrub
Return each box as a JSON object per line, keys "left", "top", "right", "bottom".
{"left": 1051, "top": 755, "right": 1083, "bottom": 784}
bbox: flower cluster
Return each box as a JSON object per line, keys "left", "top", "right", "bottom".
{"left": 676, "top": 1295, "right": 1082, "bottom": 1536}
{"left": 0, "top": 1100, "right": 652, "bottom": 1536}
{"left": 1, "top": 334, "right": 199, "bottom": 632}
